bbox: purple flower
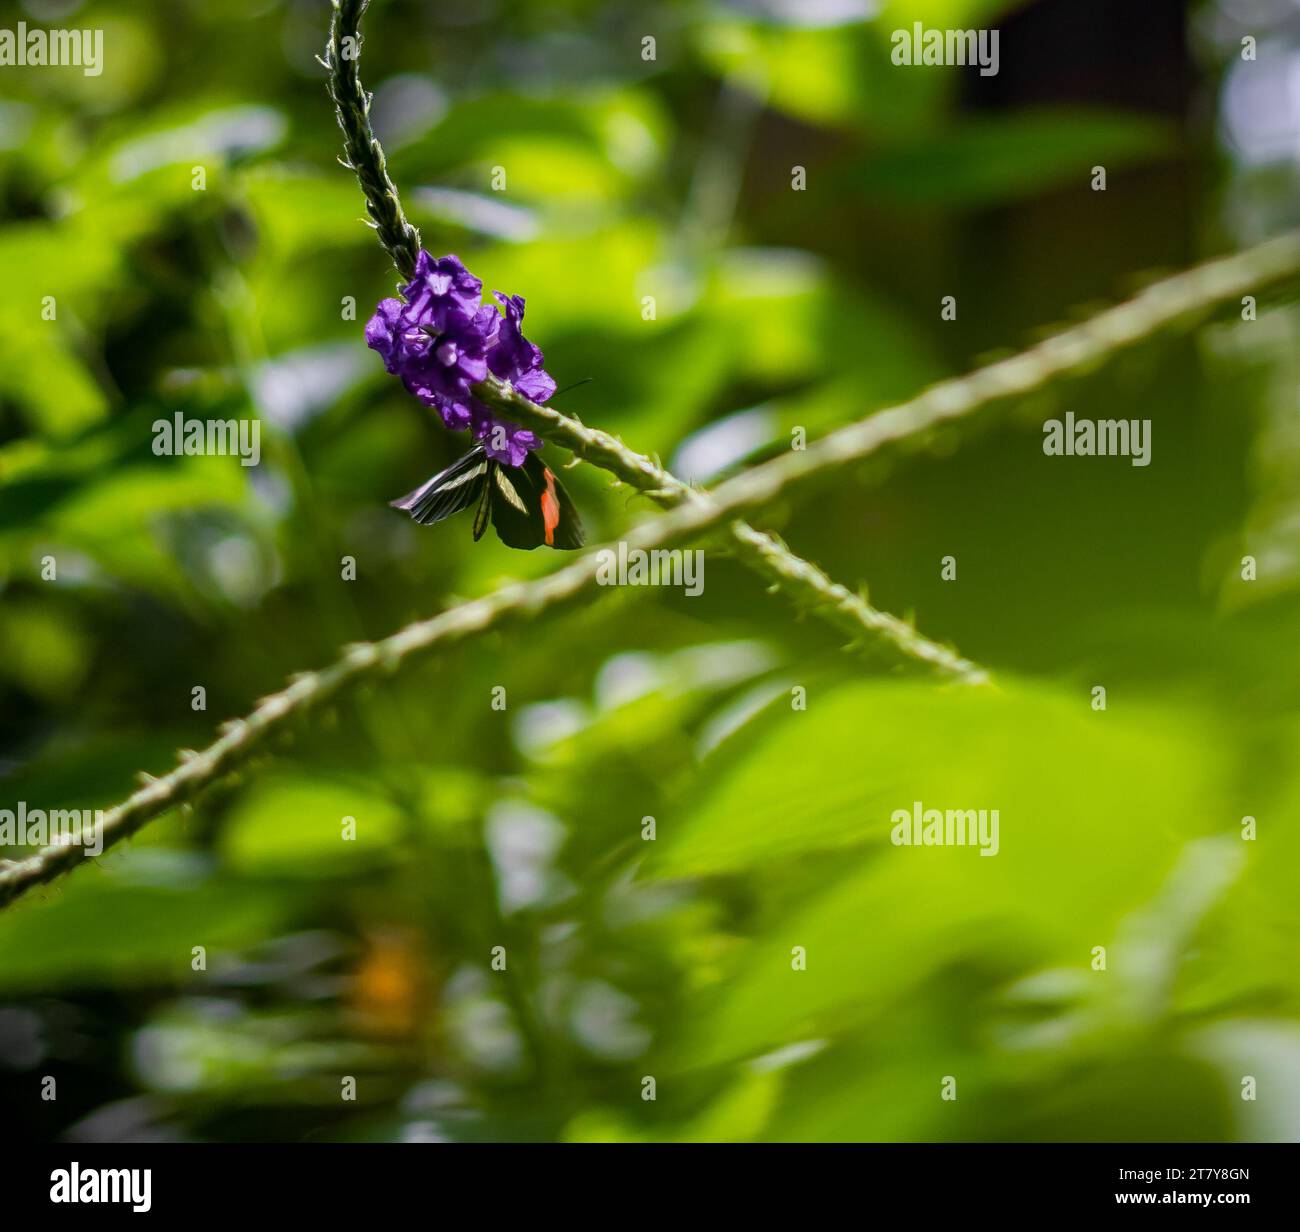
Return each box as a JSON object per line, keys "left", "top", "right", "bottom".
{"left": 468, "top": 405, "right": 541, "bottom": 467}
{"left": 401, "top": 251, "right": 483, "bottom": 336}
{"left": 399, "top": 318, "right": 490, "bottom": 402}
{"left": 364, "top": 298, "right": 404, "bottom": 373}
{"left": 365, "top": 252, "right": 555, "bottom": 464}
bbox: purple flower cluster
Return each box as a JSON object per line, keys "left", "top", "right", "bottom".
{"left": 365, "top": 252, "right": 554, "bottom": 466}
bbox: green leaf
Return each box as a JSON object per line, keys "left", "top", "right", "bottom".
{"left": 0, "top": 859, "right": 301, "bottom": 993}
{"left": 564, "top": 1068, "right": 781, "bottom": 1142}
{"left": 219, "top": 773, "right": 405, "bottom": 876}
{"left": 845, "top": 109, "right": 1178, "bottom": 207}
{"left": 656, "top": 677, "right": 1226, "bottom": 878}
{"left": 655, "top": 678, "right": 1234, "bottom": 1066}
{"left": 694, "top": 19, "right": 947, "bottom": 136}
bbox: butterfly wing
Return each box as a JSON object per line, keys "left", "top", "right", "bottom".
{"left": 485, "top": 459, "right": 543, "bottom": 550}
{"left": 528, "top": 452, "right": 585, "bottom": 550}
{"left": 488, "top": 452, "right": 585, "bottom": 551}
{"left": 390, "top": 446, "right": 490, "bottom": 526}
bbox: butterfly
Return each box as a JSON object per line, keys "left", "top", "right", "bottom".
{"left": 390, "top": 444, "right": 584, "bottom": 550}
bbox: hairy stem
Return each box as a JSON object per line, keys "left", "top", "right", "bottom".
{"left": 3, "top": 234, "right": 1295, "bottom": 910}
{"left": 472, "top": 373, "right": 986, "bottom": 678}
{"left": 324, "top": 0, "right": 422, "bottom": 282}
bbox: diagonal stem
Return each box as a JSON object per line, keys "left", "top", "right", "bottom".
{"left": 3, "top": 232, "right": 1295, "bottom": 910}
{"left": 471, "top": 372, "right": 986, "bottom": 680}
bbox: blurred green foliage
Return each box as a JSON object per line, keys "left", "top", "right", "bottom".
{"left": 1, "top": 0, "right": 1298, "bottom": 1143}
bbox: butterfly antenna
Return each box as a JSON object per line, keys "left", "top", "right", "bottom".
{"left": 552, "top": 377, "right": 593, "bottom": 399}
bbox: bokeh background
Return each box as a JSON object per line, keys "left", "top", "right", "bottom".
{"left": 1, "top": 0, "right": 1298, "bottom": 1142}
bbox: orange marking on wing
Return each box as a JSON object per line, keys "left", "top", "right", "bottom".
{"left": 541, "top": 469, "right": 560, "bottom": 546}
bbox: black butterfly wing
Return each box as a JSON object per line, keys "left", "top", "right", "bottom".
{"left": 390, "top": 446, "right": 489, "bottom": 526}
{"left": 485, "top": 459, "right": 543, "bottom": 550}
{"left": 488, "top": 452, "right": 585, "bottom": 551}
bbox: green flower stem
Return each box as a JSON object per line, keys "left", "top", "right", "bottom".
{"left": 325, "top": 0, "right": 421, "bottom": 282}
{"left": 3, "top": 234, "right": 1295, "bottom": 910}
{"left": 473, "top": 372, "right": 986, "bottom": 679}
